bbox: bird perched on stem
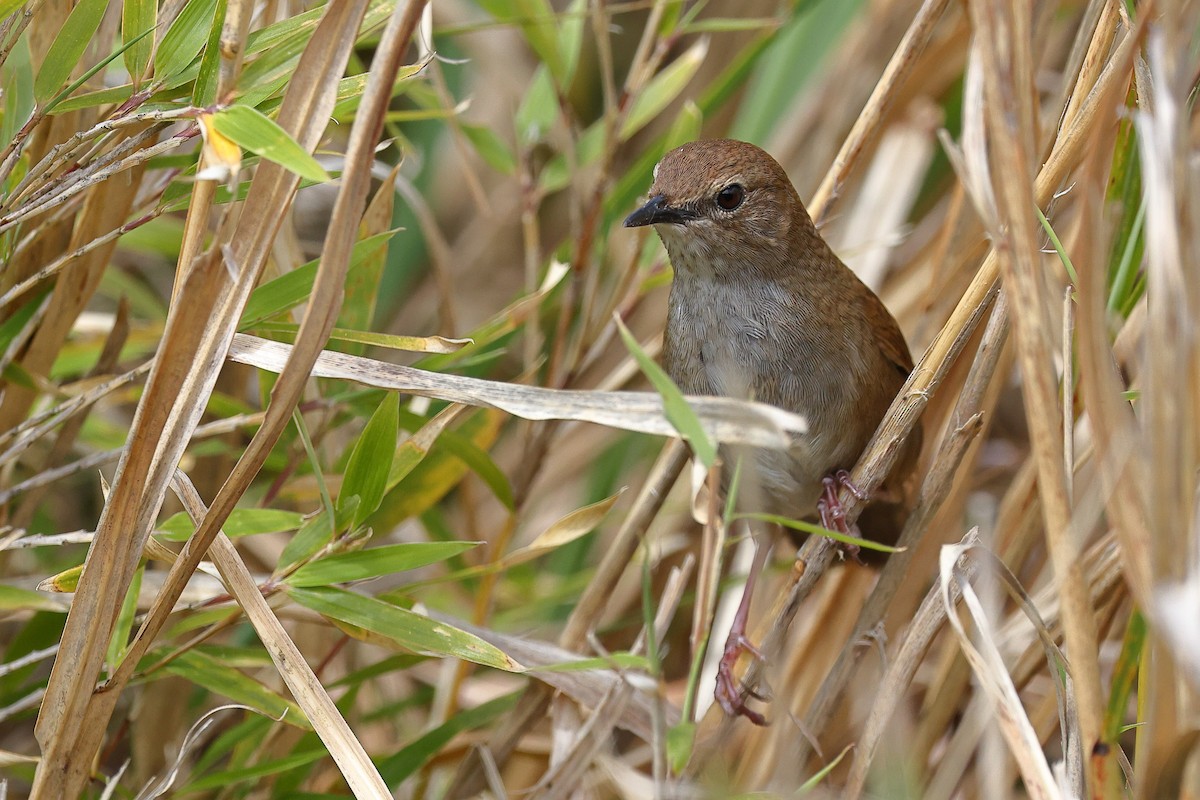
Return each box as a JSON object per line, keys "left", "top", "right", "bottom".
{"left": 624, "top": 139, "right": 921, "bottom": 724}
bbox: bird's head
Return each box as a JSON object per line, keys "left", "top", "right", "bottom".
{"left": 624, "top": 139, "right": 818, "bottom": 277}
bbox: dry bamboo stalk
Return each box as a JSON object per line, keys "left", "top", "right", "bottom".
{"left": 808, "top": 0, "right": 954, "bottom": 225}
{"left": 968, "top": 0, "right": 1104, "bottom": 772}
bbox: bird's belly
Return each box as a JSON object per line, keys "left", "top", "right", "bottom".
{"left": 667, "top": 278, "right": 776, "bottom": 399}
{"left": 666, "top": 275, "right": 879, "bottom": 516}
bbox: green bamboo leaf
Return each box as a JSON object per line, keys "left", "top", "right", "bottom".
{"left": 33, "top": 0, "right": 109, "bottom": 104}
{"left": 620, "top": 37, "right": 709, "bottom": 141}
{"left": 239, "top": 232, "right": 395, "bottom": 327}
{"left": 0, "top": 1, "right": 29, "bottom": 20}
{"left": 287, "top": 586, "right": 522, "bottom": 672}
{"left": 156, "top": 508, "right": 305, "bottom": 542}
{"left": 732, "top": 0, "right": 863, "bottom": 142}
{"left": 383, "top": 405, "right": 464, "bottom": 494}
{"left": 539, "top": 123, "right": 603, "bottom": 193}
{"left": 462, "top": 123, "right": 516, "bottom": 175}
{"left": 1036, "top": 206, "right": 1078, "bottom": 285}
{"left": 0, "top": 584, "right": 67, "bottom": 612}
{"left": 192, "top": 0, "right": 226, "bottom": 105}
{"left": 156, "top": 0, "right": 219, "bottom": 82}
{"left": 667, "top": 722, "right": 695, "bottom": 774}
{"left": 683, "top": 16, "right": 779, "bottom": 33}
{"left": 0, "top": 288, "right": 49, "bottom": 355}
{"left": 209, "top": 104, "right": 329, "bottom": 183}
{"left": 370, "top": 410, "right": 503, "bottom": 531}
{"left": 106, "top": 566, "right": 142, "bottom": 668}
{"left": 338, "top": 164, "right": 398, "bottom": 352}
{"left": 1105, "top": 91, "right": 1145, "bottom": 318}
{"left": 1104, "top": 611, "right": 1146, "bottom": 742}
{"left": 614, "top": 315, "right": 716, "bottom": 468}
{"left": 161, "top": 649, "right": 310, "bottom": 729}
{"left": 339, "top": 392, "right": 399, "bottom": 526}
{"left": 557, "top": 0, "right": 586, "bottom": 85}
{"left": 278, "top": 507, "right": 334, "bottom": 570}
{"left": 799, "top": 744, "right": 854, "bottom": 792}
{"left": 736, "top": 512, "right": 902, "bottom": 553}
{"left": 515, "top": 67, "right": 555, "bottom": 143}
{"left": 184, "top": 749, "right": 328, "bottom": 793}
{"left": 378, "top": 693, "right": 519, "bottom": 787}
{"left": 0, "top": 32, "right": 33, "bottom": 145}
{"left": 47, "top": 84, "right": 132, "bottom": 114}
{"left": 432, "top": 427, "right": 514, "bottom": 511}
{"left": 285, "top": 542, "right": 481, "bottom": 588}
{"left": 121, "top": 0, "right": 155, "bottom": 83}
{"left": 42, "top": 28, "right": 153, "bottom": 113}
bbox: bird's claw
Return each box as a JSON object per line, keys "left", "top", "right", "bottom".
{"left": 832, "top": 469, "right": 869, "bottom": 500}
{"left": 715, "top": 633, "right": 768, "bottom": 725}
{"left": 819, "top": 472, "right": 867, "bottom": 564}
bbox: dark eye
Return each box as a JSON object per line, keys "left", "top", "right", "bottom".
{"left": 715, "top": 183, "right": 745, "bottom": 211}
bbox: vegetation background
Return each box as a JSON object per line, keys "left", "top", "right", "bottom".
{"left": 0, "top": 0, "right": 1193, "bottom": 797}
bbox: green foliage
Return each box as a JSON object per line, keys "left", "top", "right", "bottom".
{"left": 157, "top": 0, "right": 219, "bottom": 85}
{"left": 33, "top": 0, "right": 109, "bottom": 104}
{"left": 615, "top": 315, "right": 716, "bottom": 468}
{"left": 121, "top": 0, "right": 156, "bottom": 83}
{"left": 209, "top": 104, "right": 330, "bottom": 182}
{"left": 286, "top": 586, "right": 520, "bottom": 672}
{"left": 337, "top": 391, "right": 399, "bottom": 526}
{"left": 159, "top": 648, "right": 311, "bottom": 729}
{"left": 286, "top": 541, "right": 480, "bottom": 588}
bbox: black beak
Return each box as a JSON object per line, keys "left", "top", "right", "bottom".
{"left": 623, "top": 194, "right": 696, "bottom": 228}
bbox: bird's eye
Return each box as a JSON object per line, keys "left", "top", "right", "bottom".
{"left": 715, "top": 184, "right": 745, "bottom": 211}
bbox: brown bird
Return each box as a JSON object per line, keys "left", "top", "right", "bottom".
{"left": 624, "top": 139, "right": 921, "bottom": 723}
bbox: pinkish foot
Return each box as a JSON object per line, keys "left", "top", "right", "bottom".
{"left": 817, "top": 470, "right": 869, "bottom": 562}
{"left": 715, "top": 630, "right": 767, "bottom": 725}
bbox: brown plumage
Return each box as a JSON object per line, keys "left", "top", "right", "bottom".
{"left": 626, "top": 138, "right": 920, "bottom": 534}
{"left": 625, "top": 139, "right": 922, "bottom": 722}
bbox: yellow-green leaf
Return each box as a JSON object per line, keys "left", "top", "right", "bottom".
{"left": 501, "top": 490, "right": 624, "bottom": 568}
{"left": 339, "top": 392, "right": 399, "bottom": 526}
{"left": 157, "top": 0, "right": 219, "bottom": 83}
{"left": 121, "top": 0, "right": 156, "bottom": 83}
{"left": 285, "top": 542, "right": 481, "bottom": 588}
{"left": 209, "top": 104, "right": 330, "bottom": 183}
{"left": 161, "top": 649, "right": 310, "bottom": 729}
{"left": 614, "top": 315, "right": 715, "bottom": 468}
{"left": 156, "top": 508, "right": 306, "bottom": 542}
{"left": 620, "top": 37, "right": 709, "bottom": 141}
{"left": 33, "top": 0, "right": 109, "bottom": 105}
{"left": 287, "top": 586, "right": 522, "bottom": 672}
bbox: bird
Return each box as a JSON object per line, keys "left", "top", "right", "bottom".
{"left": 624, "top": 138, "right": 922, "bottom": 724}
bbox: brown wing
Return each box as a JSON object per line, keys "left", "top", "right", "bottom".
{"left": 860, "top": 286, "right": 923, "bottom": 495}
{"left": 862, "top": 290, "right": 914, "bottom": 378}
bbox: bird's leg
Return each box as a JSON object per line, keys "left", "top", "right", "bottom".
{"left": 817, "top": 469, "right": 868, "bottom": 561}
{"left": 714, "top": 538, "right": 772, "bottom": 725}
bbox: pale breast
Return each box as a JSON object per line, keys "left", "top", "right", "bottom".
{"left": 662, "top": 269, "right": 893, "bottom": 517}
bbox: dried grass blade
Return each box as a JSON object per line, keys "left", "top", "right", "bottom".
{"left": 844, "top": 529, "right": 982, "bottom": 799}
{"left": 968, "top": 0, "right": 1104, "bottom": 757}
{"left": 808, "top": 0, "right": 952, "bottom": 224}
{"left": 939, "top": 541, "right": 1063, "bottom": 800}
{"left": 228, "top": 333, "right": 807, "bottom": 450}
